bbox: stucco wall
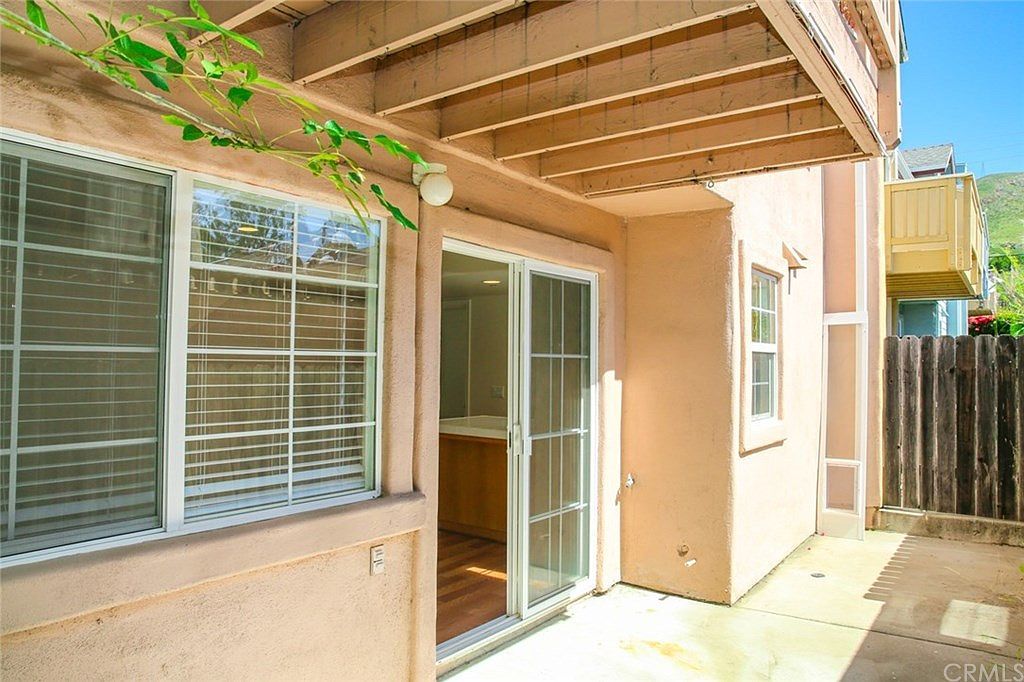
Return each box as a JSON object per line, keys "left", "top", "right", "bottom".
{"left": 716, "top": 168, "right": 825, "bottom": 600}
{"left": 622, "top": 167, "right": 829, "bottom": 604}
{"left": 621, "top": 209, "right": 736, "bottom": 603}
{"left": 0, "top": 10, "right": 625, "bottom": 680}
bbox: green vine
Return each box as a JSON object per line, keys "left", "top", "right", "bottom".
{"left": 0, "top": 0, "right": 426, "bottom": 230}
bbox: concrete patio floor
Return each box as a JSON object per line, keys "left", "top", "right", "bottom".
{"left": 444, "top": 531, "right": 1024, "bottom": 681}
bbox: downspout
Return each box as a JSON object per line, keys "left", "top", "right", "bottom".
{"left": 787, "top": 0, "right": 888, "bottom": 154}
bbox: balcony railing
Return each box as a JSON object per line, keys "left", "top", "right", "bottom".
{"left": 885, "top": 173, "right": 988, "bottom": 300}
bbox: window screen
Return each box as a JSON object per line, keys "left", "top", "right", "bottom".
{"left": 1, "top": 142, "right": 170, "bottom": 556}
{"left": 185, "top": 182, "right": 379, "bottom": 520}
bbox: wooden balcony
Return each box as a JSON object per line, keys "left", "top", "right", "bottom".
{"left": 885, "top": 174, "right": 987, "bottom": 300}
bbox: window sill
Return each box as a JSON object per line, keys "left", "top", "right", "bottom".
{"left": 1, "top": 491, "right": 426, "bottom": 635}
{"left": 740, "top": 418, "right": 787, "bottom": 455}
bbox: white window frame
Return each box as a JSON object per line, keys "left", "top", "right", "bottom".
{"left": 738, "top": 239, "right": 786, "bottom": 454}
{"left": 0, "top": 129, "right": 385, "bottom": 566}
{"left": 750, "top": 269, "right": 779, "bottom": 421}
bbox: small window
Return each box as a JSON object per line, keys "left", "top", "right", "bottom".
{"left": 750, "top": 270, "right": 778, "bottom": 420}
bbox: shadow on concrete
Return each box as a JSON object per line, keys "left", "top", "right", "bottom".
{"left": 842, "top": 533, "right": 1024, "bottom": 680}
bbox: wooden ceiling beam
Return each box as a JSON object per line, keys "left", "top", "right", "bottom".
{"left": 440, "top": 9, "right": 793, "bottom": 139}
{"left": 539, "top": 100, "right": 842, "bottom": 178}
{"left": 207, "top": 1, "right": 279, "bottom": 29}
{"left": 493, "top": 63, "right": 819, "bottom": 160}
{"left": 572, "top": 129, "right": 863, "bottom": 196}
{"left": 294, "top": 0, "right": 515, "bottom": 84}
{"left": 373, "top": 0, "right": 755, "bottom": 114}
{"left": 195, "top": 0, "right": 279, "bottom": 43}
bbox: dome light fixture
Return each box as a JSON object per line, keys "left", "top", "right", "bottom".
{"left": 412, "top": 163, "right": 454, "bottom": 207}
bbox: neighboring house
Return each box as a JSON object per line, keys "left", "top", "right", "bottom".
{"left": 886, "top": 143, "right": 991, "bottom": 336}
{"left": 0, "top": 1, "right": 908, "bottom": 679}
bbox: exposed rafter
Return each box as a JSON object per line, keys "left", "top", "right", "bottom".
{"left": 206, "top": 0, "right": 279, "bottom": 28}
{"left": 570, "top": 129, "right": 864, "bottom": 196}
{"left": 373, "top": 0, "right": 755, "bottom": 114}
{"left": 539, "top": 100, "right": 842, "bottom": 178}
{"left": 293, "top": 0, "right": 515, "bottom": 84}
{"left": 439, "top": 10, "right": 792, "bottom": 139}
{"left": 492, "top": 63, "right": 820, "bottom": 160}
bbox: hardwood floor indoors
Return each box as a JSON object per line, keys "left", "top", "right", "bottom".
{"left": 437, "top": 530, "right": 507, "bottom": 644}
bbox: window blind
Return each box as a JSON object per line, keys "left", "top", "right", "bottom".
{"left": 1, "top": 142, "right": 169, "bottom": 556}
{"left": 185, "top": 182, "right": 379, "bottom": 520}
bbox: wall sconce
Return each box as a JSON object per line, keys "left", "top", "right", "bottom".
{"left": 412, "top": 163, "right": 454, "bottom": 206}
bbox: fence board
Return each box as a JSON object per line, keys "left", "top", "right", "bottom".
{"left": 975, "top": 336, "right": 996, "bottom": 518}
{"left": 996, "top": 336, "right": 1018, "bottom": 521}
{"left": 900, "top": 337, "right": 922, "bottom": 508}
{"left": 934, "top": 337, "right": 957, "bottom": 513}
{"left": 883, "top": 335, "right": 1023, "bottom": 524}
{"left": 883, "top": 337, "right": 902, "bottom": 507}
{"left": 1018, "top": 337, "right": 1024, "bottom": 520}
{"left": 955, "top": 337, "right": 977, "bottom": 516}
{"left": 919, "top": 336, "right": 936, "bottom": 511}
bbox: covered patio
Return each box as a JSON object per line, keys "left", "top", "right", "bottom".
{"left": 444, "top": 532, "right": 1024, "bottom": 680}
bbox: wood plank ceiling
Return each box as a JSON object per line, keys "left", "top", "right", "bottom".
{"left": 221, "top": 0, "right": 871, "bottom": 198}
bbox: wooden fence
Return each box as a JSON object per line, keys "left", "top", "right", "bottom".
{"left": 883, "top": 335, "right": 1023, "bottom": 521}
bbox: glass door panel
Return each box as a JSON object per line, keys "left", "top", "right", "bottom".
{"left": 524, "top": 271, "right": 591, "bottom": 609}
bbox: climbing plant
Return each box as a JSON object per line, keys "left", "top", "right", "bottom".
{"left": 0, "top": 0, "right": 425, "bottom": 230}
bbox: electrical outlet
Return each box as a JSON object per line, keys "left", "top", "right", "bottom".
{"left": 370, "top": 545, "right": 385, "bottom": 575}
{"left": 490, "top": 385, "right": 506, "bottom": 399}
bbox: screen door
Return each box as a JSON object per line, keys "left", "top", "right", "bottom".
{"left": 520, "top": 267, "right": 595, "bottom": 614}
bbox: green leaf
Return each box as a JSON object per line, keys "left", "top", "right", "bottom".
{"left": 209, "top": 136, "right": 232, "bottom": 147}
{"left": 372, "top": 134, "right": 427, "bottom": 167}
{"left": 200, "top": 59, "right": 223, "bottom": 78}
{"left": 166, "top": 32, "right": 187, "bottom": 60}
{"left": 126, "top": 37, "right": 167, "bottom": 62}
{"left": 323, "top": 119, "right": 345, "bottom": 146}
{"left": 161, "top": 114, "right": 190, "bottom": 127}
{"left": 182, "top": 124, "right": 205, "bottom": 141}
{"left": 188, "top": 0, "right": 210, "bottom": 20}
{"left": 347, "top": 170, "right": 364, "bottom": 185}
{"left": 25, "top": 0, "right": 47, "bottom": 31}
{"left": 344, "top": 130, "right": 372, "bottom": 155}
{"left": 283, "top": 93, "right": 317, "bottom": 112}
{"left": 227, "top": 86, "right": 253, "bottom": 109}
{"left": 222, "top": 29, "right": 263, "bottom": 56}
{"left": 174, "top": 17, "right": 222, "bottom": 33}
{"left": 148, "top": 5, "right": 176, "bottom": 19}
{"left": 140, "top": 69, "right": 170, "bottom": 92}
{"left": 371, "top": 183, "right": 417, "bottom": 231}
{"left": 165, "top": 57, "right": 184, "bottom": 75}
{"left": 302, "top": 119, "right": 321, "bottom": 135}
{"left": 252, "top": 76, "right": 284, "bottom": 90}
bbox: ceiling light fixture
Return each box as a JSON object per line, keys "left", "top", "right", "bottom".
{"left": 482, "top": 279, "right": 501, "bottom": 285}
{"left": 237, "top": 224, "right": 258, "bottom": 234}
{"left": 412, "top": 163, "right": 454, "bottom": 207}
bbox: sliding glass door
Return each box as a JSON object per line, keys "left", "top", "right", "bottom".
{"left": 521, "top": 266, "right": 595, "bottom": 614}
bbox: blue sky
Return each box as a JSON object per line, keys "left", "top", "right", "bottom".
{"left": 900, "top": 1, "right": 1024, "bottom": 177}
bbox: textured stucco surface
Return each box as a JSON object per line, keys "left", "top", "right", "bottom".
{"left": 0, "top": 7, "right": 625, "bottom": 680}
{"left": 622, "top": 209, "right": 736, "bottom": 602}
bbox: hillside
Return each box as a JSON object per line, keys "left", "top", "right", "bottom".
{"left": 977, "top": 172, "right": 1024, "bottom": 252}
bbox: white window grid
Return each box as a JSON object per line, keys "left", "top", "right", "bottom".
{"left": 0, "top": 129, "right": 386, "bottom": 565}
{"left": 750, "top": 270, "right": 778, "bottom": 421}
